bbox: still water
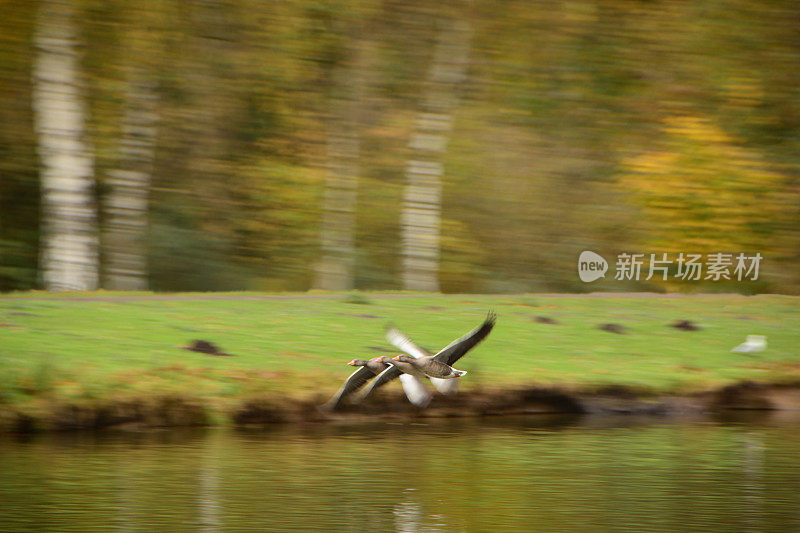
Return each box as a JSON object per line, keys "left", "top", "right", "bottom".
{"left": 1, "top": 414, "right": 799, "bottom": 532}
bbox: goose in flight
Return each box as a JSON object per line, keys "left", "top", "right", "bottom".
{"left": 360, "top": 312, "right": 496, "bottom": 401}
{"left": 319, "top": 356, "right": 431, "bottom": 411}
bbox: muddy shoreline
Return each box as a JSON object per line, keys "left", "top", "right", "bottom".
{"left": 2, "top": 380, "right": 799, "bottom": 433}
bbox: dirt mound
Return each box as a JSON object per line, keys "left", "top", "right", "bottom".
{"left": 182, "top": 340, "right": 230, "bottom": 356}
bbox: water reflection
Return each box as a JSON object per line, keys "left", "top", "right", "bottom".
{"left": 741, "top": 432, "right": 764, "bottom": 533}
{"left": 198, "top": 437, "right": 221, "bottom": 533}
{"left": 1, "top": 414, "right": 799, "bottom": 532}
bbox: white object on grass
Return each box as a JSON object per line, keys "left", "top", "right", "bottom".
{"left": 731, "top": 335, "right": 767, "bottom": 353}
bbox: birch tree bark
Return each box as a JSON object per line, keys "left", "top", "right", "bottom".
{"left": 103, "top": 74, "right": 158, "bottom": 290}
{"left": 314, "top": 39, "right": 370, "bottom": 291}
{"left": 400, "top": 17, "right": 472, "bottom": 292}
{"left": 32, "top": 0, "right": 99, "bottom": 291}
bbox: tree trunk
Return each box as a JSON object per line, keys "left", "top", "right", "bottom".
{"left": 103, "top": 74, "right": 158, "bottom": 290}
{"left": 314, "top": 39, "right": 370, "bottom": 291}
{"left": 32, "top": 0, "right": 99, "bottom": 291}
{"left": 400, "top": 17, "right": 472, "bottom": 292}
{"left": 315, "top": 122, "right": 360, "bottom": 291}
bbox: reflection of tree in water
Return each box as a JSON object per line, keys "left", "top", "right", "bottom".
{"left": 113, "top": 453, "right": 137, "bottom": 533}
{"left": 741, "top": 432, "right": 764, "bottom": 533}
{"left": 198, "top": 436, "right": 221, "bottom": 532}
{"left": 393, "top": 487, "right": 447, "bottom": 533}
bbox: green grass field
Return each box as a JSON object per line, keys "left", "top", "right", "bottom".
{"left": 1, "top": 292, "right": 799, "bottom": 416}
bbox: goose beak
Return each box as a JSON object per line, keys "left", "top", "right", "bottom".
{"left": 347, "top": 360, "right": 356, "bottom": 366}
{"left": 392, "top": 355, "right": 401, "bottom": 360}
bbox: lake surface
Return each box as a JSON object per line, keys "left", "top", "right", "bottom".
{"left": 1, "top": 414, "right": 799, "bottom": 532}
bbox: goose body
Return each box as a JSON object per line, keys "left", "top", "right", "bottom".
{"left": 392, "top": 354, "right": 467, "bottom": 379}
{"left": 372, "top": 355, "right": 427, "bottom": 379}
{"left": 375, "top": 355, "right": 458, "bottom": 394}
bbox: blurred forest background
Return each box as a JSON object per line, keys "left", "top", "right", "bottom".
{"left": 1, "top": 0, "right": 798, "bottom": 294}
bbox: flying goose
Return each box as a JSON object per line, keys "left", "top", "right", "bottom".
{"left": 320, "top": 356, "right": 431, "bottom": 411}
{"left": 359, "top": 312, "right": 496, "bottom": 401}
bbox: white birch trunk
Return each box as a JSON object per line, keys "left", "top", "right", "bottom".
{"left": 314, "top": 41, "right": 369, "bottom": 291}
{"left": 103, "top": 74, "right": 158, "bottom": 290}
{"left": 315, "top": 123, "right": 360, "bottom": 291}
{"left": 401, "top": 18, "right": 472, "bottom": 292}
{"left": 32, "top": 0, "right": 99, "bottom": 291}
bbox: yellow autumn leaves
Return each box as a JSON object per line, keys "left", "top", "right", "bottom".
{"left": 618, "top": 115, "right": 788, "bottom": 255}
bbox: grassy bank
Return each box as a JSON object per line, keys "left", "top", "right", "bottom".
{"left": 1, "top": 292, "right": 798, "bottom": 430}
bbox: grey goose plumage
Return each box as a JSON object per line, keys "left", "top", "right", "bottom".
{"left": 319, "top": 357, "right": 388, "bottom": 411}
{"left": 391, "top": 353, "right": 467, "bottom": 379}
{"left": 320, "top": 356, "right": 432, "bottom": 411}
{"left": 359, "top": 312, "right": 496, "bottom": 401}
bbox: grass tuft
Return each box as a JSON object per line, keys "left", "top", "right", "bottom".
{"left": 342, "top": 290, "right": 372, "bottom": 305}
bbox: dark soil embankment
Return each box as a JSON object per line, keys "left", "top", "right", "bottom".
{"left": 1, "top": 396, "right": 209, "bottom": 433}
{"left": 301, "top": 381, "right": 800, "bottom": 422}
{"left": 3, "top": 381, "right": 800, "bottom": 433}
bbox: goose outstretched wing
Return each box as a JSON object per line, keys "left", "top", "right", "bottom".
{"left": 432, "top": 312, "right": 496, "bottom": 365}
{"left": 319, "top": 366, "right": 376, "bottom": 411}
{"left": 398, "top": 374, "right": 432, "bottom": 407}
{"left": 358, "top": 364, "right": 403, "bottom": 401}
{"left": 385, "top": 326, "right": 432, "bottom": 359}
